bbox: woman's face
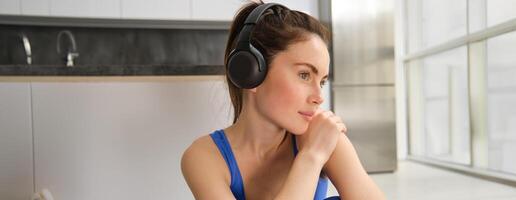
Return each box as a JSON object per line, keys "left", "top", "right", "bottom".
{"left": 253, "top": 34, "right": 330, "bottom": 135}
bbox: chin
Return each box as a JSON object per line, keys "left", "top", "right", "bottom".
{"left": 277, "top": 112, "right": 309, "bottom": 135}
{"left": 285, "top": 122, "right": 309, "bottom": 135}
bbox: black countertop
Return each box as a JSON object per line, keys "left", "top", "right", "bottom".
{"left": 0, "top": 64, "right": 225, "bottom": 76}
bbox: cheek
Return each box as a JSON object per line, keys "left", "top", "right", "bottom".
{"left": 259, "top": 77, "right": 310, "bottom": 129}
{"left": 265, "top": 79, "right": 302, "bottom": 111}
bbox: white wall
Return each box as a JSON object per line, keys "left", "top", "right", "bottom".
{"left": 39, "top": 78, "right": 232, "bottom": 200}
{"left": 0, "top": 83, "right": 34, "bottom": 200}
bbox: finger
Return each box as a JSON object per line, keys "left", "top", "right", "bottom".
{"left": 314, "top": 108, "right": 325, "bottom": 117}
{"left": 336, "top": 122, "right": 347, "bottom": 133}
{"left": 329, "top": 114, "right": 342, "bottom": 123}
{"left": 314, "top": 108, "right": 321, "bottom": 115}
{"left": 341, "top": 123, "right": 348, "bottom": 133}
{"left": 327, "top": 111, "right": 335, "bottom": 116}
{"left": 321, "top": 110, "right": 333, "bottom": 118}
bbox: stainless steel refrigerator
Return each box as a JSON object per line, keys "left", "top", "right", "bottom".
{"left": 320, "top": 0, "right": 397, "bottom": 173}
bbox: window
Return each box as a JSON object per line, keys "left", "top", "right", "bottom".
{"left": 487, "top": 31, "right": 516, "bottom": 175}
{"left": 407, "top": 0, "right": 467, "bottom": 53}
{"left": 408, "top": 47, "right": 470, "bottom": 164}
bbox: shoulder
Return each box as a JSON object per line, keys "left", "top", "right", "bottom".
{"left": 181, "top": 133, "right": 228, "bottom": 180}
{"left": 181, "top": 133, "right": 233, "bottom": 198}
{"left": 182, "top": 134, "right": 218, "bottom": 159}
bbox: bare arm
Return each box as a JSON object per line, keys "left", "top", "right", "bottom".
{"left": 181, "top": 140, "right": 236, "bottom": 200}
{"left": 323, "top": 133, "right": 386, "bottom": 200}
{"left": 273, "top": 151, "right": 325, "bottom": 200}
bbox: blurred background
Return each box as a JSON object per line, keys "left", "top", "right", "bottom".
{"left": 1, "top": 0, "right": 516, "bottom": 199}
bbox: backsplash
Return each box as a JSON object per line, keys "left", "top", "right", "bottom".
{"left": 0, "top": 25, "right": 228, "bottom": 66}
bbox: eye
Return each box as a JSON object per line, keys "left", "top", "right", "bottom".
{"left": 320, "top": 80, "right": 327, "bottom": 88}
{"left": 299, "top": 72, "right": 310, "bottom": 80}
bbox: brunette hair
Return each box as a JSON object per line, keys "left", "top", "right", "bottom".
{"left": 225, "top": 1, "right": 330, "bottom": 123}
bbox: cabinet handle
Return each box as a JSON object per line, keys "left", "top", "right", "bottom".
{"left": 31, "top": 189, "right": 54, "bottom": 200}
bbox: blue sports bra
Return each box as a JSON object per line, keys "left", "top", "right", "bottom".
{"left": 210, "top": 129, "right": 339, "bottom": 200}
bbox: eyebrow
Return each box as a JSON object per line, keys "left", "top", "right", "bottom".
{"left": 295, "top": 62, "right": 328, "bottom": 79}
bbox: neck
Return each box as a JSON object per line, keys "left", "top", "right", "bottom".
{"left": 225, "top": 101, "right": 289, "bottom": 160}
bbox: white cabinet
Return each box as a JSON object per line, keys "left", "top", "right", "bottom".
{"left": 50, "top": 0, "right": 120, "bottom": 18}
{"left": 0, "top": 83, "right": 34, "bottom": 200}
{"left": 121, "top": 0, "right": 190, "bottom": 20}
{"left": 2, "top": 0, "right": 121, "bottom": 18}
{"left": 274, "top": 0, "right": 319, "bottom": 18}
{"left": 2, "top": 0, "right": 318, "bottom": 21}
{"left": 191, "top": 0, "right": 319, "bottom": 21}
{"left": 191, "top": 0, "right": 244, "bottom": 21}
{"left": 0, "top": 0, "right": 21, "bottom": 15}
{"left": 30, "top": 81, "right": 231, "bottom": 200}
{"left": 21, "top": 0, "right": 50, "bottom": 16}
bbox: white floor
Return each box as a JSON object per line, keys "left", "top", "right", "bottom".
{"left": 327, "top": 161, "right": 516, "bottom": 200}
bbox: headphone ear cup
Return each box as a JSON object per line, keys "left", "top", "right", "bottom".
{"left": 227, "top": 45, "right": 267, "bottom": 89}
{"left": 249, "top": 44, "right": 267, "bottom": 76}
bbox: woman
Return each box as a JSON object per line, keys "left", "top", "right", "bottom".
{"left": 181, "top": 1, "right": 386, "bottom": 200}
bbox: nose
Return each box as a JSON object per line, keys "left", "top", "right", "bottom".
{"left": 309, "top": 87, "right": 324, "bottom": 105}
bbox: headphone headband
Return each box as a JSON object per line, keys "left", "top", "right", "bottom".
{"left": 244, "top": 3, "right": 280, "bottom": 24}
{"left": 234, "top": 3, "right": 281, "bottom": 50}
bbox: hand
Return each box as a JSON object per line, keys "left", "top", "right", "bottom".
{"left": 296, "top": 108, "right": 347, "bottom": 165}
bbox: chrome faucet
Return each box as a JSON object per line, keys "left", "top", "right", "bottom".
{"left": 20, "top": 33, "right": 32, "bottom": 65}
{"left": 56, "top": 30, "right": 79, "bottom": 67}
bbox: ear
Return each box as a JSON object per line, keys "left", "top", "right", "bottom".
{"left": 249, "top": 87, "right": 257, "bottom": 93}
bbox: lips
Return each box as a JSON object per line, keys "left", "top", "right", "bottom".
{"left": 298, "top": 111, "right": 314, "bottom": 121}
{"left": 298, "top": 111, "right": 315, "bottom": 117}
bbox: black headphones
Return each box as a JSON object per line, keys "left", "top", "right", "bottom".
{"left": 227, "top": 3, "right": 283, "bottom": 89}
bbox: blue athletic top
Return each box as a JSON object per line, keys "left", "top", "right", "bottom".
{"left": 210, "top": 129, "right": 339, "bottom": 200}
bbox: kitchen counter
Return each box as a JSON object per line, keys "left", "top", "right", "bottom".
{"left": 0, "top": 64, "right": 224, "bottom": 76}
{"left": 0, "top": 64, "right": 226, "bottom": 81}
{"left": 1, "top": 23, "right": 228, "bottom": 79}
{"left": 0, "top": 75, "right": 224, "bottom": 82}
